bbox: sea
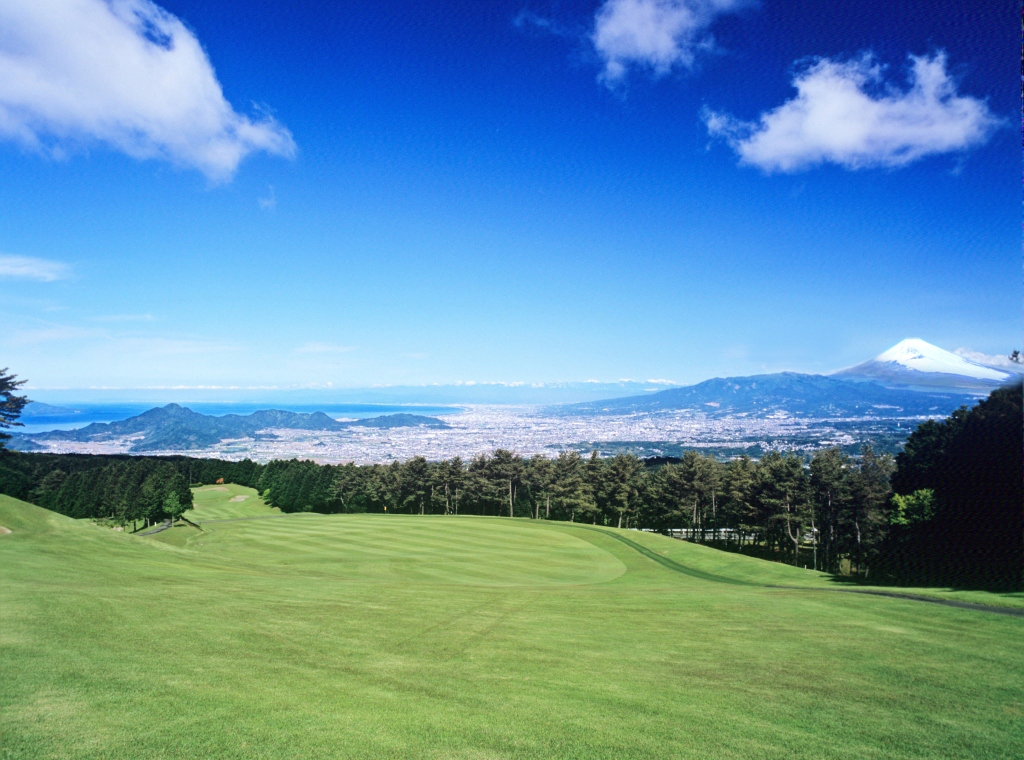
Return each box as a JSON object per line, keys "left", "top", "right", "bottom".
{"left": 17, "top": 403, "right": 463, "bottom": 435}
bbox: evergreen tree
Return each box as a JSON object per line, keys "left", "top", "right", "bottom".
{"left": 755, "top": 452, "right": 808, "bottom": 566}
{"left": 810, "top": 448, "right": 854, "bottom": 573}
{"left": 721, "top": 456, "right": 757, "bottom": 547}
{"left": 0, "top": 368, "right": 29, "bottom": 450}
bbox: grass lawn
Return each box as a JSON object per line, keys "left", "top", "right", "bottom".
{"left": 1, "top": 490, "right": 1022, "bottom": 759}
{"left": 189, "top": 483, "right": 282, "bottom": 521}
{"left": 142, "top": 522, "right": 204, "bottom": 548}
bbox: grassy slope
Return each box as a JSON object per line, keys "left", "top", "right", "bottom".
{"left": 189, "top": 483, "right": 283, "bottom": 521}
{"left": 143, "top": 523, "right": 203, "bottom": 548}
{"left": 574, "top": 524, "right": 1024, "bottom": 608}
{"left": 1, "top": 493, "right": 1022, "bottom": 760}
{"left": 143, "top": 485, "right": 279, "bottom": 547}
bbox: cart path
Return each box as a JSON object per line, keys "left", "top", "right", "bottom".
{"left": 138, "top": 519, "right": 172, "bottom": 535}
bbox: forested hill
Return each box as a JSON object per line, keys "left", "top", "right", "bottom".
{"left": 16, "top": 404, "right": 448, "bottom": 452}
{"left": 563, "top": 372, "right": 977, "bottom": 418}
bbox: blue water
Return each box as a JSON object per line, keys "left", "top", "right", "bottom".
{"left": 18, "top": 403, "right": 463, "bottom": 435}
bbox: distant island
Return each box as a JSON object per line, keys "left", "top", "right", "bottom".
{"left": 13, "top": 403, "right": 449, "bottom": 453}
{"left": 21, "top": 401, "right": 81, "bottom": 417}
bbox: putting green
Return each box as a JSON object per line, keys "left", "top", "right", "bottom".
{"left": 193, "top": 514, "right": 628, "bottom": 586}
{"left": 2, "top": 492, "right": 1022, "bottom": 759}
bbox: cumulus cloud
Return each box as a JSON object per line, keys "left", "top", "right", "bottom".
{"left": 592, "top": 0, "right": 746, "bottom": 87}
{"left": 0, "top": 0, "right": 296, "bottom": 181}
{"left": 703, "top": 51, "right": 1002, "bottom": 172}
{"left": 0, "top": 253, "right": 68, "bottom": 280}
{"left": 954, "top": 348, "right": 1024, "bottom": 371}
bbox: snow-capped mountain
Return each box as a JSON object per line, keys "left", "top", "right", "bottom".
{"left": 833, "top": 338, "right": 1020, "bottom": 391}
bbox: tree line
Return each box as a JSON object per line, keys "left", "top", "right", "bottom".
{"left": 0, "top": 454, "right": 192, "bottom": 531}
{"left": 1, "top": 383, "right": 1019, "bottom": 589}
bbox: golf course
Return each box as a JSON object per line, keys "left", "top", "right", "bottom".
{"left": 2, "top": 485, "right": 1022, "bottom": 759}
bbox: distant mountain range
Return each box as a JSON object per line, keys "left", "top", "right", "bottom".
{"left": 562, "top": 339, "right": 1017, "bottom": 419}
{"left": 13, "top": 404, "right": 448, "bottom": 452}
{"left": 833, "top": 338, "right": 1020, "bottom": 391}
{"left": 563, "top": 372, "right": 978, "bottom": 419}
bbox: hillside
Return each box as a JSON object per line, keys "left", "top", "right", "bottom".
{"left": 1, "top": 496, "right": 1021, "bottom": 759}
{"left": 13, "top": 403, "right": 448, "bottom": 452}
{"left": 563, "top": 372, "right": 976, "bottom": 418}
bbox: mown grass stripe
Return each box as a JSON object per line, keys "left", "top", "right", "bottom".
{"left": 564, "top": 525, "right": 759, "bottom": 586}
{"left": 566, "top": 525, "right": 1024, "bottom": 614}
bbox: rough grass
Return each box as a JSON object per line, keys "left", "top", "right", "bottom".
{"left": 1, "top": 491, "right": 1022, "bottom": 759}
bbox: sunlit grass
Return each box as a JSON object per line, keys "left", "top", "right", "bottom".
{"left": 1, "top": 491, "right": 1021, "bottom": 759}
{"left": 189, "top": 482, "right": 282, "bottom": 521}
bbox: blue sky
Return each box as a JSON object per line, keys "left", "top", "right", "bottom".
{"left": 0, "top": 0, "right": 1017, "bottom": 394}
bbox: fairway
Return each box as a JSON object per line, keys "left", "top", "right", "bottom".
{"left": 190, "top": 483, "right": 284, "bottom": 521}
{"left": 2, "top": 492, "right": 1022, "bottom": 759}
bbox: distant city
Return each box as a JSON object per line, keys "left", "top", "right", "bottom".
{"left": 16, "top": 404, "right": 894, "bottom": 463}
{"left": 15, "top": 339, "right": 1017, "bottom": 464}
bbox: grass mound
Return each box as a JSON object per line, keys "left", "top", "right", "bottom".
{"left": 2, "top": 495, "right": 1022, "bottom": 759}
{"left": 0, "top": 493, "right": 84, "bottom": 535}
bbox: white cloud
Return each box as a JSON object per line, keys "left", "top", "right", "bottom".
{"left": 0, "top": 0, "right": 296, "bottom": 181}
{"left": 0, "top": 253, "right": 68, "bottom": 280}
{"left": 295, "top": 342, "right": 357, "bottom": 354}
{"left": 703, "top": 51, "right": 1002, "bottom": 172}
{"left": 592, "top": 0, "right": 745, "bottom": 87}
{"left": 954, "top": 348, "right": 1024, "bottom": 371}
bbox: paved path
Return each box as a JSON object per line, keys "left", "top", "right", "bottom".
{"left": 138, "top": 519, "right": 172, "bottom": 536}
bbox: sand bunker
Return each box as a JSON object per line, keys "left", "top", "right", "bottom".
{"left": 0, "top": 526, "right": 11, "bottom": 535}
{"left": 228, "top": 495, "right": 249, "bottom": 502}
{"left": 203, "top": 487, "right": 229, "bottom": 492}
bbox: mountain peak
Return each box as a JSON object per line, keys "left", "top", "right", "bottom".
{"left": 835, "top": 338, "right": 1013, "bottom": 390}
{"left": 876, "top": 337, "right": 935, "bottom": 361}
{"left": 874, "top": 339, "right": 1009, "bottom": 381}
